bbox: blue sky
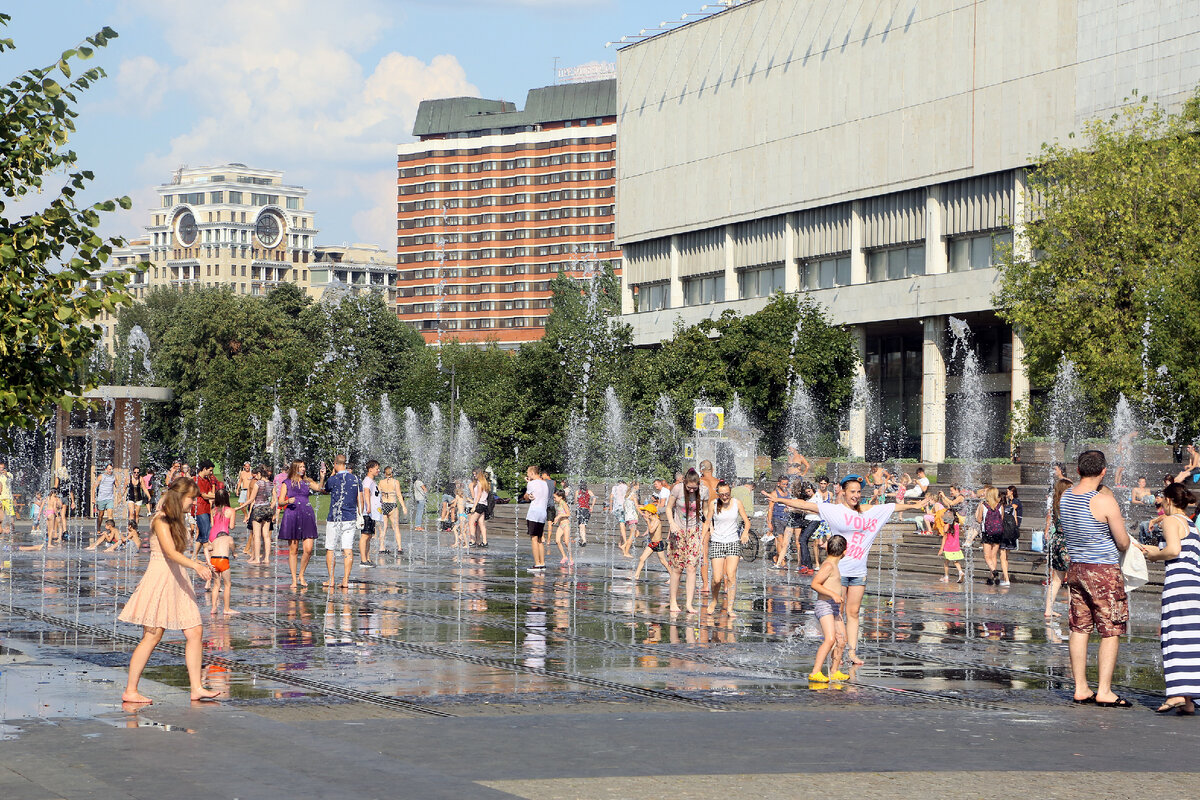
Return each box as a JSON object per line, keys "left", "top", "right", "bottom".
{"left": 3, "top": 0, "right": 692, "bottom": 247}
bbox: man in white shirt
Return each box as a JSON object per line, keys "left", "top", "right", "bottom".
{"left": 524, "top": 465, "right": 550, "bottom": 571}
{"left": 610, "top": 479, "right": 629, "bottom": 549}
{"left": 903, "top": 467, "right": 931, "bottom": 499}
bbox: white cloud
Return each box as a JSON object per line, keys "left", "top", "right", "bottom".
{"left": 113, "top": 55, "right": 168, "bottom": 111}
{"left": 123, "top": 0, "right": 478, "bottom": 247}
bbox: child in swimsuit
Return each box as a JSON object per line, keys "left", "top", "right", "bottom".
{"left": 553, "top": 489, "right": 572, "bottom": 567}
{"left": 207, "top": 486, "right": 237, "bottom": 616}
{"left": 633, "top": 503, "right": 668, "bottom": 581}
{"left": 809, "top": 534, "right": 850, "bottom": 683}
{"left": 452, "top": 485, "right": 469, "bottom": 548}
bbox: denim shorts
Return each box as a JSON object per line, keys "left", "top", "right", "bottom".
{"left": 840, "top": 575, "right": 867, "bottom": 587}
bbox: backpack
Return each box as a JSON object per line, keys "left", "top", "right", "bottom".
{"left": 983, "top": 504, "right": 1003, "bottom": 535}
{"left": 484, "top": 492, "right": 498, "bottom": 520}
{"left": 1002, "top": 506, "right": 1020, "bottom": 542}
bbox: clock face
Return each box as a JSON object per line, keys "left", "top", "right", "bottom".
{"left": 255, "top": 213, "right": 282, "bottom": 247}
{"left": 176, "top": 212, "right": 198, "bottom": 246}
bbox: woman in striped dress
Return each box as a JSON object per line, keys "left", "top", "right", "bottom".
{"left": 1135, "top": 482, "right": 1200, "bottom": 715}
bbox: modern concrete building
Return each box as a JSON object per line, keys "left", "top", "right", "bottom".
{"left": 144, "top": 164, "right": 319, "bottom": 296}
{"left": 397, "top": 79, "right": 620, "bottom": 346}
{"left": 615, "top": 0, "right": 1200, "bottom": 460}
{"left": 308, "top": 243, "right": 398, "bottom": 305}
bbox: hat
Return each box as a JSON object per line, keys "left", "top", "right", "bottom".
{"left": 639, "top": 503, "right": 658, "bottom": 514}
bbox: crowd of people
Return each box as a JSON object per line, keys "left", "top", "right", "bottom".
{"left": 3, "top": 445, "right": 1196, "bottom": 715}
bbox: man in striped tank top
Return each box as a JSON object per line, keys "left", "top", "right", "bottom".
{"left": 1060, "top": 450, "right": 1133, "bottom": 707}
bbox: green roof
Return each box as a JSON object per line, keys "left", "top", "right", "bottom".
{"left": 412, "top": 79, "right": 616, "bottom": 137}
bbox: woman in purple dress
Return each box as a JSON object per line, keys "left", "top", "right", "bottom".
{"left": 278, "top": 460, "right": 326, "bottom": 590}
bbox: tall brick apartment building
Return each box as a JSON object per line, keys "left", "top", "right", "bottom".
{"left": 396, "top": 79, "right": 620, "bottom": 346}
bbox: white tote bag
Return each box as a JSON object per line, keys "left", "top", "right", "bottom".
{"left": 1120, "top": 545, "right": 1149, "bottom": 593}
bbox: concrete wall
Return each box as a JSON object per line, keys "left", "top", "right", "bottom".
{"left": 616, "top": 0, "right": 1200, "bottom": 244}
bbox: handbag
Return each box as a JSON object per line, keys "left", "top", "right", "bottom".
{"left": 1031, "top": 530, "right": 1045, "bottom": 553}
{"left": 1120, "top": 545, "right": 1149, "bottom": 593}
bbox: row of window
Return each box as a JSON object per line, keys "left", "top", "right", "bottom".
{"left": 398, "top": 188, "right": 613, "bottom": 212}
{"left": 398, "top": 260, "right": 608, "bottom": 282}
{"left": 399, "top": 134, "right": 615, "bottom": 162}
{"left": 162, "top": 192, "right": 302, "bottom": 209}
{"left": 398, "top": 151, "right": 614, "bottom": 178}
{"left": 399, "top": 298, "right": 550, "bottom": 314}
{"left": 398, "top": 241, "right": 616, "bottom": 264}
{"left": 399, "top": 172, "right": 613, "bottom": 196}
{"left": 413, "top": 317, "right": 548, "bottom": 331}
{"left": 166, "top": 264, "right": 307, "bottom": 282}
{"left": 400, "top": 225, "right": 614, "bottom": 247}
{"left": 156, "top": 246, "right": 310, "bottom": 264}
{"left": 152, "top": 211, "right": 311, "bottom": 229}
{"left": 332, "top": 271, "right": 393, "bottom": 286}
{"left": 399, "top": 206, "right": 614, "bottom": 229}
{"left": 635, "top": 232, "right": 1012, "bottom": 310}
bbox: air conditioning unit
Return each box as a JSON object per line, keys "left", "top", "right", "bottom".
{"left": 693, "top": 407, "right": 725, "bottom": 432}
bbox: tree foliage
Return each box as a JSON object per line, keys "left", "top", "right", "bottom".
{"left": 995, "top": 89, "right": 1200, "bottom": 439}
{"left": 0, "top": 18, "right": 137, "bottom": 429}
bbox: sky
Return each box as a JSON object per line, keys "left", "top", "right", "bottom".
{"left": 3, "top": 0, "right": 693, "bottom": 248}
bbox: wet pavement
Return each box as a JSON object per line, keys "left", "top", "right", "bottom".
{"left": 2, "top": 512, "right": 1197, "bottom": 798}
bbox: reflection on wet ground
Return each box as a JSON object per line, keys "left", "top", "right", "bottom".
{"left": 0, "top": 520, "right": 1169, "bottom": 718}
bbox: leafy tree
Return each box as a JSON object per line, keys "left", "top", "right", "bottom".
{"left": 995, "top": 90, "right": 1200, "bottom": 439}
{"left": 0, "top": 18, "right": 136, "bottom": 429}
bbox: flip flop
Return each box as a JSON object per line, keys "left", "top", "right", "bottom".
{"left": 1094, "top": 696, "right": 1133, "bottom": 708}
{"left": 1156, "top": 700, "right": 1189, "bottom": 714}
{"left": 1071, "top": 694, "right": 1096, "bottom": 705}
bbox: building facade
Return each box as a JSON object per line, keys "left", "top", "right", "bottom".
{"left": 144, "top": 164, "right": 319, "bottom": 296}
{"left": 615, "top": 0, "right": 1200, "bottom": 460}
{"left": 397, "top": 79, "right": 620, "bottom": 346}
{"left": 308, "top": 243, "right": 398, "bottom": 305}
{"left": 92, "top": 237, "right": 151, "bottom": 353}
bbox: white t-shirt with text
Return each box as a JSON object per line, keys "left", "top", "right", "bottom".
{"left": 817, "top": 502, "right": 897, "bottom": 578}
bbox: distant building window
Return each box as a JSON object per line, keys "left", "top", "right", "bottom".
{"left": 867, "top": 245, "right": 925, "bottom": 282}
{"left": 251, "top": 193, "right": 278, "bottom": 206}
{"left": 683, "top": 274, "right": 724, "bottom": 306}
{"left": 740, "top": 264, "right": 786, "bottom": 298}
{"left": 949, "top": 231, "right": 1013, "bottom": 272}
{"left": 286, "top": 196, "right": 300, "bottom": 210}
{"left": 162, "top": 195, "right": 173, "bottom": 207}
{"left": 210, "top": 191, "right": 223, "bottom": 203}
{"left": 229, "top": 191, "right": 243, "bottom": 204}
{"left": 801, "top": 256, "right": 851, "bottom": 291}
{"left": 636, "top": 282, "right": 669, "bottom": 312}
{"left": 209, "top": 175, "right": 225, "bottom": 182}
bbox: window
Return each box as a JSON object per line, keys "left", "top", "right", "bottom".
{"left": 683, "top": 274, "right": 724, "bottom": 305}
{"left": 867, "top": 245, "right": 926, "bottom": 282}
{"left": 162, "top": 195, "right": 173, "bottom": 207}
{"left": 210, "top": 191, "right": 223, "bottom": 204}
{"left": 210, "top": 175, "right": 225, "bottom": 182}
{"left": 251, "top": 193, "right": 278, "bottom": 206}
{"left": 740, "top": 265, "right": 786, "bottom": 298}
{"left": 229, "top": 191, "right": 242, "bottom": 204}
{"left": 286, "top": 196, "right": 300, "bottom": 210}
{"left": 801, "top": 256, "right": 851, "bottom": 290}
{"left": 635, "top": 282, "right": 669, "bottom": 312}
{"left": 949, "top": 231, "right": 1013, "bottom": 272}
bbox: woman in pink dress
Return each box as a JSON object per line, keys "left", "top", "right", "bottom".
{"left": 119, "top": 477, "right": 219, "bottom": 704}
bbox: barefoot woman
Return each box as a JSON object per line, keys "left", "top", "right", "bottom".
{"left": 766, "top": 475, "right": 927, "bottom": 664}
{"left": 119, "top": 477, "right": 219, "bottom": 703}
{"left": 278, "top": 460, "right": 326, "bottom": 590}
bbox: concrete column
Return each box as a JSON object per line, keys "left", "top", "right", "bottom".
{"left": 723, "top": 224, "right": 737, "bottom": 302}
{"left": 668, "top": 234, "right": 683, "bottom": 308}
{"left": 783, "top": 212, "right": 800, "bottom": 293}
{"left": 619, "top": 258, "right": 635, "bottom": 315}
{"left": 849, "top": 325, "right": 867, "bottom": 459}
{"left": 921, "top": 316, "right": 948, "bottom": 463}
{"left": 924, "top": 186, "right": 948, "bottom": 275}
{"left": 849, "top": 200, "right": 867, "bottom": 284}
{"left": 1010, "top": 325, "right": 1031, "bottom": 450}
{"left": 1012, "top": 168, "right": 1032, "bottom": 262}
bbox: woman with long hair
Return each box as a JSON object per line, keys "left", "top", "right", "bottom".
{"left": 118, "top": 477, "right": 219, "bottom": 704}
{"left": 1135, "top": 482, "right": 1200, "bottom": 715}
{"left": 125, "top": 467, "right": 148, "bottom": 527}
{"left": 702, "top": 479, "right": 751, "bottom": 617}
{"left": 468, "top": 469, "right": 490, "bottom": 548}
{"left": 976, "top": 486, "right": 1009, "bottom": 586}
{"left": 765, "top": 475, "right": 928, "bottom": 665}
{"left": 1044, "top": 478, "right": 1073, "bottom": 618}
{"left": 277, "top": 460, "right": 326, "bottom": 590}
{"left": 245, "top": 465, "right": 274, "bottom": 565}
{"left": 666, "top": 468, "right": 708, "bottom": 614}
